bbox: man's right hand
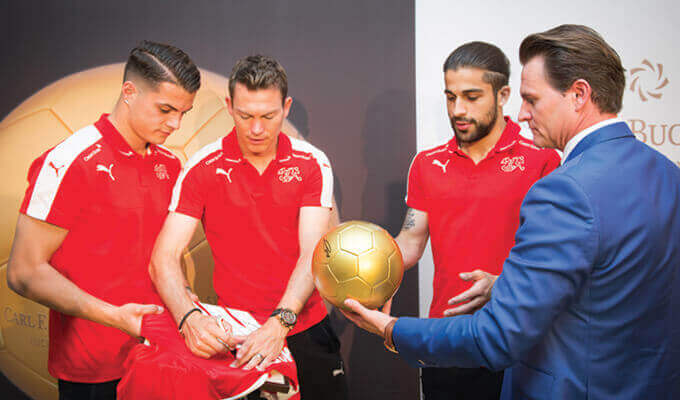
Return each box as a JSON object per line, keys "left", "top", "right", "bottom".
{"left": 113, "top": 303, "right": 164, "bottom": 338}
{"left": 181, "top": 312, "right": 236, "bottom": 359}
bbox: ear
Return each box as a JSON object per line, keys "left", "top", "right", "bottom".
{"left": 282, "top": 96, "right": 293, "bottom": 119}
{"left": 225, "top": 94, "right": 234, "bottom": 117}
{"left": 121, "top": 81, "right": 139, "bottom": 104}
{"left": 497, "top": 85, "right": 511, "bottom": 107}
{"left": 569, "top": 79, "right": 591, "bottom": 111}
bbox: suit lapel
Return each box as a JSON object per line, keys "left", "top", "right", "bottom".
{"left": 565, "top": 122, "right": 634, "bottom": 163}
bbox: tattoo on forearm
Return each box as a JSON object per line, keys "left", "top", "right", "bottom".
{"left": 401, "top": 208, "right": 416, "bottom": 231}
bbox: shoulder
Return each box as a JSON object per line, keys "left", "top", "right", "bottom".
{"left": 288, "top": 136, "right": 331, "bottom": 166}
{"left": 183, "top": 138, "right": 224, "bottom": 174}
{"left": 516, "top": 136, "right": 560, "bottom": 162}
{"left": 154, "top": 144, "right": 182, "bottom": 168}
{"left": 409, "top": 141, "right": 450, "bottom": 173}
{"left": 44, "top": 125, "right": 103, "bottom": 168}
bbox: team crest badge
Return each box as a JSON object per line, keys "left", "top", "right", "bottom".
{"left": 500, "top": 156, "right": 526, "bottom": 172}
{"left": 278, "top": 167, "right": 302, "bottom": 183}
{"left": 154, "top": 163, "right": 170, "bottom": 180}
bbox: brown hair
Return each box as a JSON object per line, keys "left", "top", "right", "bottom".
{"left": 228, "top": 55, "right": 288, "bottom": 103}
{"left": 444, "top": 41, "right": 510, "bottom": 95}
{"left": 519, "top": 24, "right": 625, "bottom": 114}
{"left": 124, "top": 40, "right": 200, "bottom": 93}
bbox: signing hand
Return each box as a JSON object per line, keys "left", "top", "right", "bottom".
{"left": 444, "top": 269, "right": 498, "bottom": 317}
{"left": 233, "top": 318, "right": 287, "bottom": 370}
{"left": 341, "top": 299, "right": 396, "bottom": 338}
{"left": 181, "top": 312, "right": 236, "bottom": 359}
{"left": 114, "top": 303, "right": 164, "bottom": 338}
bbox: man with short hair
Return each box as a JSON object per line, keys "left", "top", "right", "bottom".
{"left": 394, "top": 41, "right": 559, "bottom": 399}
{"left": 7, "top": 41, "right": 200, "bottom": 400}
{"left": 343, "top": 25, "right": 680, "bottom": 399}
{"left": 150, "top": 54, "right": 348, "bottom": 399}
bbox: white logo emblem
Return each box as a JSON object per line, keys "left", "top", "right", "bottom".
{"left": 432, "top": 159, "right": 449, "bottom": 173}
{"left": 154, "top": 164, "right": 170, "bottom": 180}
{"left": 278, "top": 167, "right": 302, "bottom": 183}
{"left": 216, "top": 167, "right": 233, "bottom": 183}
{"left": 83, "top": 144, "right": 102, "bottom": 162}
{"left": 96, "top": 164, "right": 116, "bottom": 181}
{"left": 500, "top": 156, "right": 526, "bottom": 172}
{"left": 119, "top": 150, "right": 134, "bottom": 157}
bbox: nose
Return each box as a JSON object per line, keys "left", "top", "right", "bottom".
{"left": 453, "top": 100, "right": 466, "bottom": 118}
{"left": 251, "top": 119, "right": 264, "bottom": 135}
{"left": 166, "top": 114, "right": 181, "bottom": 131}
{"left": 518, "top": 101, "right": 531, "bottom": 123}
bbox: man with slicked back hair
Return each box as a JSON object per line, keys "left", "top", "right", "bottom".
{"left": 7, "top": 40, "right": 199, "bottom": 400}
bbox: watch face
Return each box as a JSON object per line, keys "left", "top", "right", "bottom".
{"left": 280, "top": 310, "right": 297, "bottom": 325}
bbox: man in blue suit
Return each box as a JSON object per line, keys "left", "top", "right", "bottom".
{"left": 343, "top": 24, "right": 680, "bottom": 399}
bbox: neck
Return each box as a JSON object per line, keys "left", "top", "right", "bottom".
{"left": 108, "top": 103, "right": 148, "bottom": 155}
{"left": 561, "top": 108, "right": 618, "bottom": 150}
{"left": 459, "top": 115, "right": 506, "bottom": 164}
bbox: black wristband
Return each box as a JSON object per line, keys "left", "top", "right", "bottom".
{"left": 178, "top": 307, "right": 201, "bottom": 332}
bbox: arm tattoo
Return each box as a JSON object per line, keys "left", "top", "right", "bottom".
{"left": 401, "top": 208, "right": 417, "bottom": 231}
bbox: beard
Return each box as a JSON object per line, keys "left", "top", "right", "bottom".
{"left": 451, "top": 101, "right": 499, "bottom": 144}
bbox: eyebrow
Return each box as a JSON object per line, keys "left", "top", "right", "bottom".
{"left": 444, "top": 88, "right": 484, "bottom": 95}
{"left": 159, "top": 103, "right": 193, "bottom": 113}
{"left": 234, "top": 107, "right": 279, "bottom": 116}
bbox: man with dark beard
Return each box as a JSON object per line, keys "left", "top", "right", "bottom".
{"left": 392, "top": 42, "right": 559, "bottom": 399}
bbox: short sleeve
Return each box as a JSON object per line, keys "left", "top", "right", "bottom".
{"left": 405, "top": 154, "right": 427, "bottom": 211}
{"left": 301, "top": 153, "right": 334, "bottom": 208}
{"left": 169, "top": 163, "right": 206, "bottom": 220}
{"left": 20, "top": 152, "right": 90, "bottom": 230}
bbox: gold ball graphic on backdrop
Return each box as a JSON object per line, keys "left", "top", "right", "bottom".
{"left": 0, "top": 64, "right": 302, "bottom": 400}
{"left": 312, "top": 220, "right": 404, "bottom": 310}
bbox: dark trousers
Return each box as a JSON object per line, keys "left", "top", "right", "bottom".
{"left": 422, "top": 367, "right": 503, "bottom": 400}
{"left": 58, "top": 379, "right": 119, "bottom": 400}
{"left": 286, "top": 316, "right": 348, "bottom": 400}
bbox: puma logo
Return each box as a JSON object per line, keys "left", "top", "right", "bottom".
{"left": 119, "top": 150, "right": 134, "bottom": 157}
{"left": 96, "top": 164, "right": 115, "bottom": 181}
{"left": 48, "top": 161, "right": 64, "bottom": 177}
{"left": 432, "top": 159, "right": 449, "bottom": 173}
{"left": 216, "top": 167, "right": 233, "bottom": 183}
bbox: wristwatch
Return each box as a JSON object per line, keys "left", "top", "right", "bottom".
{"left": 270, "top": 308, "right": 297, "bottom": 329}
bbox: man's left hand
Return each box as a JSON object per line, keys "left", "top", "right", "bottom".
{"left": 444, "top": 269, "right": 498, "bottom": 317}
{"left": 233, "top": 318, "right": 288, "bottom": 370}
{"left": 341, "top": 299, "right": 396, "bottom": 338}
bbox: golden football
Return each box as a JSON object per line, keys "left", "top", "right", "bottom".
{"left": 312, "top": 220, "right": 404, "bottom": 310}
{"left": 0, "top": 64, "right": 302, "bottom": 399}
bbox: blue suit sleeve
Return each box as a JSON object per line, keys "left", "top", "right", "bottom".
{"left": 393, "top": 172, "right": 599, "bottom": 370}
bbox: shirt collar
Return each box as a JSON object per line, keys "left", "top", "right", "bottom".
{"left": 562, "top": 117, "right": 623, "bottom": 164}
{"left": 94, "top": 113, "right": 154, "bottom": 158}
{"left": 446, "top": 116, "right": 521, "bottom": 157}
{"left": 222, "top": 128, "right": 292, "bottom": 163}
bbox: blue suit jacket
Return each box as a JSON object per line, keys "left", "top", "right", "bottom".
{"left": 393, "top": 122, "right": 680, "bottom": 399}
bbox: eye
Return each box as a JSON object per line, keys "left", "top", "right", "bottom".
{"left": 240, "top": 114, "right": 252, "bottom": 120}
{"left": 467, "top": 96, "right": 479, "bottom": 101}
{"left": 446, "top": 96, "right": 456, "bottom": 102}
{"left": 160, "top": 108, "right": 171, "bottom": 114}
{"left": 263, "top": 115, "right": 274, "bottom": 120}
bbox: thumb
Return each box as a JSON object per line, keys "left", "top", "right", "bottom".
{"left": 139, "top": 304, "right": 164, "bottom": 316}
{"left": 344, "top": 298, "right": 368, "bottom": 316}
{"left": 459, "top": 270, "right": 483, "bottom": 281}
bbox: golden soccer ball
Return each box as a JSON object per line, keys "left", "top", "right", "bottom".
{"left": 312, "top": 221, "right": 404, "bottom": 310}
{"left": 0, "top": 64, "right": 302, "bottom": 399}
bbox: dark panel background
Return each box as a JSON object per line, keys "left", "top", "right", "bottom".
{"left": 0, "top": 1, "right": 418, "bottom": 399}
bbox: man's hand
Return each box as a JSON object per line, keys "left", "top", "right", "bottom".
{"left": 341, "top": 299, "right": 396, "bottom": 338}
{"left": 113, "top": 303, "right": 164, "bottom": 338}
{"left": 444, "top": 269, "right": 498, "bottom": 317}
{"left": 181, "top": 312, "right": 235, "bottom": 359}
{"left": 233, "top": 318, "right": 288, "bottom": 370}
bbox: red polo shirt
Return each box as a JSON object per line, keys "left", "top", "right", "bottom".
{"left": 20, "top": 114, "right": 181, "bottom": 382}
{"left": 407, "top": 117, "right": 560, "bottom": 318}
{"left": 169, "top": 129, "right": 333, "bottom": 335}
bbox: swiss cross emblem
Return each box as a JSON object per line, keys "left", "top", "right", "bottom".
{"left": 278, "top": 167, "right": 302, "bottom": 183}
{"left": 154, "top": 163, "right": 170, "bottom": 180}
{"left": 500, "top": 156, "right": 526, "bottom": 172}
